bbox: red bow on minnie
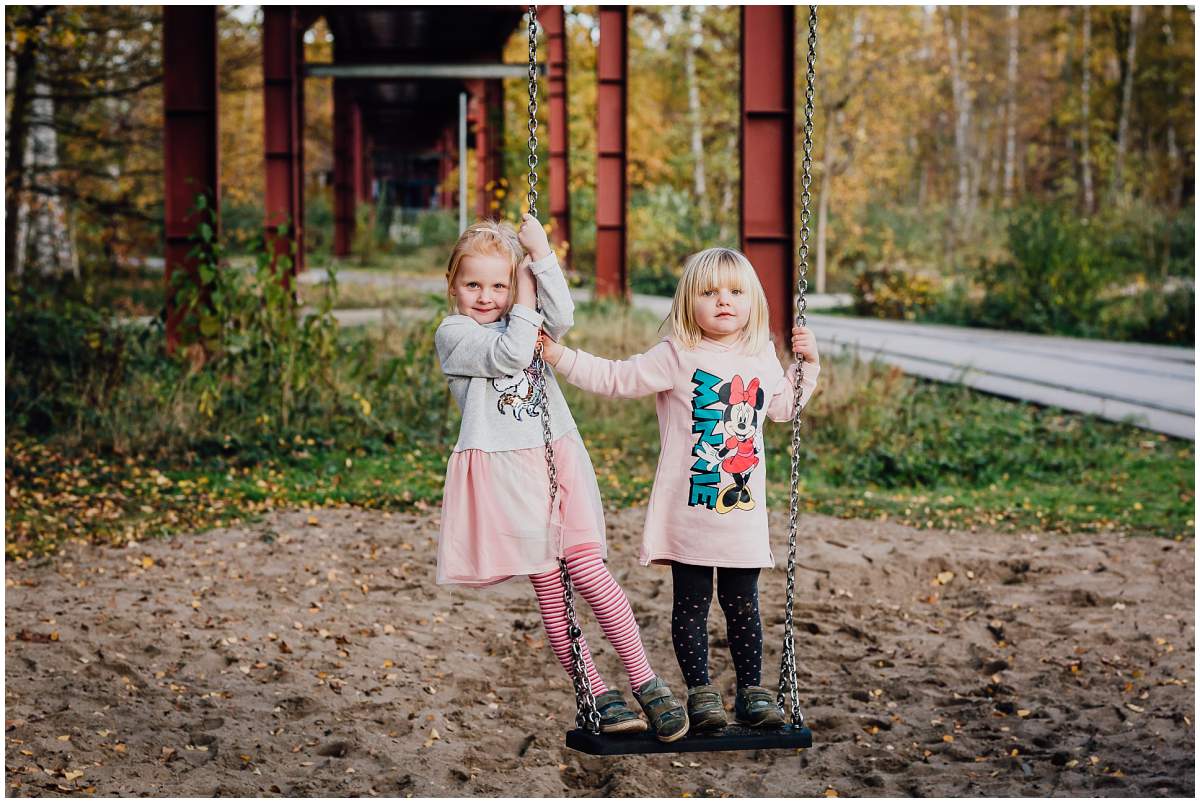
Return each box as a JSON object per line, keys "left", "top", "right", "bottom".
{"left": 727, "top": 375, "right": 760, "bottom": 405}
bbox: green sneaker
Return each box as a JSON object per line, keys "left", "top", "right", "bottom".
{"left": 633, "top": 676, "right": 689, "bottom": 743}
{"left": 687, "top": 684, "right": 727, "bottom": 733}
{"left": 734, "top": 685, "right": 785, "bottom": 728}
{"left": 594, "top": 690, "right": 648, "bottom": 734}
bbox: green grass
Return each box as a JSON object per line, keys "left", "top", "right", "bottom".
{"left": 5, "top": 301, "right": 1193, "bottom": 561}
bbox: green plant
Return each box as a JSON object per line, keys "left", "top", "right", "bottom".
{"left": 851, "top": 264, "right": 941, "bottom": 320}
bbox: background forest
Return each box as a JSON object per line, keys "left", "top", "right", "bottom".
{"left": 5, "top": 5, "right": 1194, "bottom": 342}
{"left": 4, "top": 6, "right": 1195, "bottom": 560}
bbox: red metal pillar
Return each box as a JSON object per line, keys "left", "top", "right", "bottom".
{"left": 333, "top": 79, "right": 356, "bottom": 257}
{"left": 468, "top": 80, "right": 490, "bottom": 219}
{"left": 595, "top": 5, "right": 627, "bottom": 299}
{"left": 543, "top": 5, "right": 572, "bottom": 268}
{"left": 163, "top": 6, "right": 218, "bottom": 352}
{"left": 487, "top": 80, "right": 504, "bottom": 214}
{"left": 359, "top": 131, "right": 374, "bottom": 204}
{"left": 263, "top": 7, "right": 305, "bottom": 275}
{"left": 740, "top": 6, "right": 795, "bottom": 346}
{"left": 351, "top": 102, "right": 364, "bottom": 203}
{"left": 437, "top": 128, "right": 452, "bottom": 209}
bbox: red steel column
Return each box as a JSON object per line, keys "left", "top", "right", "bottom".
{"left": 163, "top": 6, "right": 218, "bottom": 352}
{"left": 469, "top": 80, "right": 491, "bottom": 218}
{"left": 740, "top": 6, "right": 795, "bottom": 346}
{"left": 359, "top": 131, "right": 374, "bottom": 204}
{"left": 351, "top": 102, "right": 364, "bottom": 203}
{"left": 595, "top": 5, "right": 627, "bottom": 299}
{"left": 333, "top": 80, "right": 355, "bottom": 257}
{"left": 263, "top": 7, "right": 304, "bottom": 275}
{"left": 487, "top": 80, "right": 504, "bottom": 211}
{"left": 543, "top": 5, "right": 572, "bottom": 268}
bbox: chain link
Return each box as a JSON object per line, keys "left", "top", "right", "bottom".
{"left": 527, "top": 6, "right": 599, "bottom": 735}
{"left": 779, "top": 5, "right": 817, "bottom": 730}
{"left": 526, "top": 6, "right": 540, "bottom": 217}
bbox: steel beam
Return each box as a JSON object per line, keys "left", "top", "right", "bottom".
{"left": 595, "top": 6, "right": 627, "bottom": 299}
{"left": 333, "top": 80, "right": 356, "bottom": 257}
{"left": 163, "top": 6, "right": 218, "bottom": 352}
{"left": 740, "top": 6, "right": 795, "bottom": 346}
{"left": 263, "top": 7, "right": 305, "bottom": 275}
{"left": 543, "top": 5, "right": 572, "bottom": 268}
{"left": 305, "top": 63, "right": 546, "bottom": 80}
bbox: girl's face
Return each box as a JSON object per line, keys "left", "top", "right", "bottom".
{"left": 693, "top": 284, "right": 750, "bottom": 343}
{"left": 449, "top": 253, "right": 513, "bottom": 324}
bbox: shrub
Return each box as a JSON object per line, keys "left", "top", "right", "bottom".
{"left": 851, "top": 264, "right": 941, "bottom": 320}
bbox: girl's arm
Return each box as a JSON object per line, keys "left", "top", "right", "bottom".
{"left": 435, "top": 305, "right": 543, "bottom": 379}
{"left": 765, "top": 359, "right": 821, "bottom": 422}
{"left": 543, "top": 338, "right": 678, "bottom": 399}
{"left": 766, "top": 325, "right": 821, "bottom": 422}
{"left": 518, "top": 214, "right": 574, "bottom": 340}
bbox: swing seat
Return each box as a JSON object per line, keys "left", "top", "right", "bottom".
{"left": 566, "top": 723, "right": 812, "bottom": 756}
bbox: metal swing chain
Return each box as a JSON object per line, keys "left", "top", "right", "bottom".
{"left": 526, "top": 4, "right": 600, "bottom": 735}
{"left": 526, "top": 6, "right": 540, "bottom": 218}
{"left": 779, "top": 5, "right": 818, "bottom": 729}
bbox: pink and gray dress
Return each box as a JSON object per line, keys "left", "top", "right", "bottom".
{"left": 434, "top": 253, "right": 606, "bottom": 586}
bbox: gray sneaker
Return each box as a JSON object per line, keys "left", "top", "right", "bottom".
{"left": 734, "top": 685, "right": 785, "bottom": 728}
{"left": 687, "top": 684, "right": 728, "bottom": 733}
{"left": 595, "top": 690, "right": 648, "bottom": 734}
{"left": 633, "top": 676, "right": 689, "bottom": 742}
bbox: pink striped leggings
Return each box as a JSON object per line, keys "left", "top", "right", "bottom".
{"left": 529, "top": 543, "right": 655, "bottom": 694}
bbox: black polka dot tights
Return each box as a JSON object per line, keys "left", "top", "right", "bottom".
{"left": 670, "top": 562, "right": 763, "bottom": 689}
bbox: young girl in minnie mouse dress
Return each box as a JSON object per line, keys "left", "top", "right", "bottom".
{"left": 539, "top": 247, "right": 821, "bottom": 734}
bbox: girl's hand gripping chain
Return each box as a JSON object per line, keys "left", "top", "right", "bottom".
{"left": 537, "top": 330, "right": 565, "bottom": 366}
{"left": 518, "top": 213, "right": 553, "bottom": 261}
{"left": 516, "top": 254, "right": 537, "bottom": 309}
{"left": 791, "top": 325, "right": 819, "bottom": 366}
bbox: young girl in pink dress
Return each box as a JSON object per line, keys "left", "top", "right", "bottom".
{"left": 539, "top": 247, "right": 821, "bottom": 733}
{"left": 434, "top": 215, "right": 688, "bottom": 742}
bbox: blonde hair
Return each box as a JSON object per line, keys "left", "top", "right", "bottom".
{"left": 445, "top": 220, "right": 523, "bottom": 311}
{"left": 667, "top": 247, "right": 770, "bottom": 354}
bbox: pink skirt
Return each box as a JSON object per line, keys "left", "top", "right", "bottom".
{"left": 436, "top": 430, "right": 607, "bottom": 586}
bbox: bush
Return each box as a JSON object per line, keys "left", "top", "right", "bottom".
{"left": 5, "top": 197, "right": 455, "bottom": 456}
{"left": 1099, "top": 281, "right": 1195, "bottom": 345}
{"left": 851, "top": 264, "right": 941, "bottom": 320}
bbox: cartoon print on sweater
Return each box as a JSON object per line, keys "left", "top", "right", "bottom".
{"left": 492, "top": 362, "right": 545, "bottom": 421}
{"left": 689, "top": 370, "right": 764, "bottom": 513}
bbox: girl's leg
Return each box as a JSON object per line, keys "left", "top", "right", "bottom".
{"left": 670, "top": 561, "right": 715, "bottom": 688}
{"left": 564, "top": 544, "right": 655, "bottom": 690}
{"left": 530, "top": 568, "right": 609, "bottom": 694}
{"left": 715, "top": 566, "right": 763, "bottom": 688}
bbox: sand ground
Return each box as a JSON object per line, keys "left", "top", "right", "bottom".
{"left": 5, "top": 507, "right": 1194, "bottom": 797}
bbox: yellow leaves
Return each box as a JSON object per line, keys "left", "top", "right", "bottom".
{"left": 932, "top": 571, "right": 954, "bottom": 586}
{"left": 823, "top": 788, "right": 839, "bottom": 797}
{"left": 140, "top": 556, "right": 155, "bottom": 569}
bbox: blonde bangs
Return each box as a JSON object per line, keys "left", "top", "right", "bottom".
{"left": 669, "top": 247, "right": 771, "bottom": 354}
{"left": 444, "top": 219, "right": 523, "bottom": 311}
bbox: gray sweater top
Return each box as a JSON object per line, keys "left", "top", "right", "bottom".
{"left": 434, "top": 252, "right": 579, "bottom": 453}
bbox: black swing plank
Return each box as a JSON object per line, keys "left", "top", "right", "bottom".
{"left": 566, "top": 724, "right": 812, "bottom": 756}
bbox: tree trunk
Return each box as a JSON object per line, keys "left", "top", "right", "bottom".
{"left": 815, "top": 107, "right": 838, "bottom": 294}
{"left": 683, "top": 6, "right": 708, "bottom": 226}
{"left": 1080, "top": 6, "right": 1094, "bottom": 213}
{"left": 16, "top": 69, "right": 79, "bottom": 277}
{"left": 5, "top": 7, "right": 49, "bottom": 275}
{"left": 1112, "top": 5, "right": 1142, "bottom": 199}
{"left": 1003, "top": 6, "right": 1019, "bottom": 205}
{"left": 943, "top": 6, "right": 971, "bottom": 225}
{"left": 1163, "top": 6, "right": 1182, "bottom": 209}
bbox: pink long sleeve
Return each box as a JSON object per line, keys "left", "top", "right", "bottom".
{"left": 766, "top": 359, "right": 821, "bottom": 422}
{"left": 555, "top": 339, "right": 679, "bottom": 399}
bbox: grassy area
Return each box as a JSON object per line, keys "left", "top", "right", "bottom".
{"left": 5, "top": 302, "right": 1193, "bottom": 561}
